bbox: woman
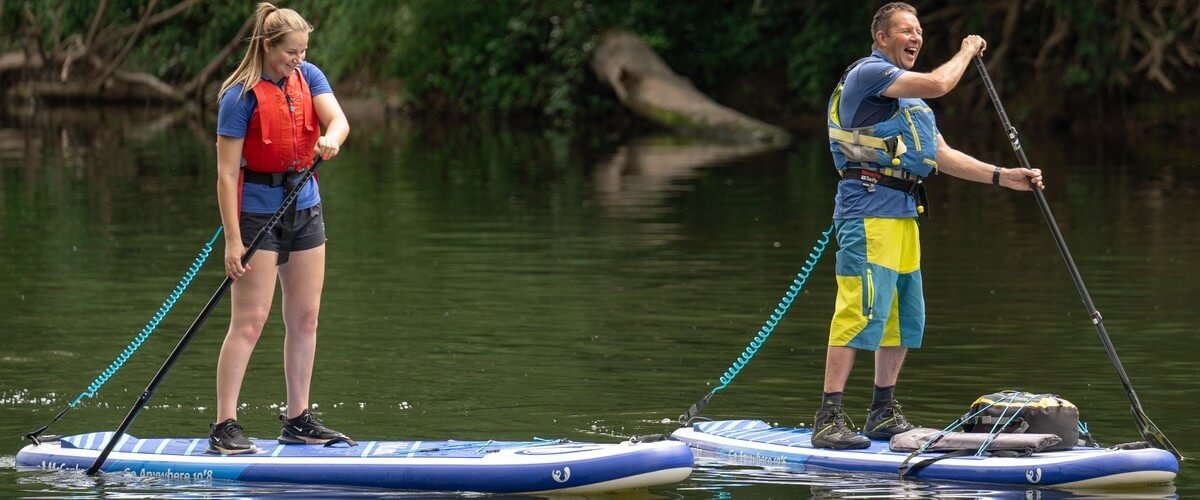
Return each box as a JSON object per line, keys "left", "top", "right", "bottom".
{"left": 210, "top": 2, "right": 350, "bottom": 455}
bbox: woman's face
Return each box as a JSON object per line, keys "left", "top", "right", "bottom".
{"left": 263, "top": 31, "right": 308, "bottom": 81}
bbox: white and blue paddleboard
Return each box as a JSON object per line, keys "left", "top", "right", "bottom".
{"left": 17, "top": 432, "right": 693, "bottom": 494}
{"left": 671, "top": 420, "right": 1177, "bottom": 488}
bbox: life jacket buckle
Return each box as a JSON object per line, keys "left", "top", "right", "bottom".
{"left": 855, "top": 167, "right": 882, "bottom": 192}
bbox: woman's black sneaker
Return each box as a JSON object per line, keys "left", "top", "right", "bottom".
{"left": 208, "top": 418, "right": 260, "bottom": 455}
{"left": 278, "top": 409, "right": 350, "bottom": 445}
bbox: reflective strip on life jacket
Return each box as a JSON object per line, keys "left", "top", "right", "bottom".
{"left": 827, "top": 58, "right": 939, "bottom": 179}
{"left": 828, "top": 128, "right": 888, "bottom": 150}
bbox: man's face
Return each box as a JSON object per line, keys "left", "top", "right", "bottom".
{"left": 878, "top": 11, "right": 923, "bottom": 70}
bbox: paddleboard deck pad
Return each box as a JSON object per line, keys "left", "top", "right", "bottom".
{"left": 17, "top": 432, "right": 693, "bottom": 494}
{"left": 671, "top": 420, "right": 1177, "bottom": 488}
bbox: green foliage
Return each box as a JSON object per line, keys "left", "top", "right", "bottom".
{"left": 377, "top": 0, "right": 599, "bottom": 123}
{"left": 124, "top": 1, "right": 256, "bottom": 82}
{"left": 1049, "top": 1, "right": 1128, "bottom": 93}
{"left": 780, "top": 4, "right": 867, "bottom": 108}
{"left": 2, "top": 0, "right": 253, "bottom": 88}
{"left": 3, "top": 0, "right": 1195, "bottom": 123}
{"left": 372, "top": 1, "right": 873, "bottom": 120}
{"left": 288, "top": 0, "right": 411, "bottom": 85}
{"left": 599, "top": 3, "right": 777, "bottom": 92}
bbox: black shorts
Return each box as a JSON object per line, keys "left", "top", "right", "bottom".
{"left": 239, "top": 204, "right": 326, "bottom": 253}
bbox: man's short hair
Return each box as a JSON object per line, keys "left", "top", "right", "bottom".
{"left": 871, "top": 2, "right": 918, "bottom": 41}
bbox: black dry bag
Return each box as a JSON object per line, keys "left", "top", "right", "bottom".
{"left": 960, "top": 391, "right": 1080, "bottom": 452}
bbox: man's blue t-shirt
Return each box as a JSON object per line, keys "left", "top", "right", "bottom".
{"left": 832, "top": 49, "right": 920, "bottom": 220}
{"left": 217, "top": 61, "right": 332, "bottom": 214}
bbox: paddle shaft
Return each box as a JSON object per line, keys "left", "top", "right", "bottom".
{"left": 973, "top": 57, "right": 1180, "bottom": 458}
{"left": 86, "top": 159, "right": 323, "bottom": 475}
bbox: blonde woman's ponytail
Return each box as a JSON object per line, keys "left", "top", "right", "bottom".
{"left": 217, "top": 3, "right": 313, "bottom": 103}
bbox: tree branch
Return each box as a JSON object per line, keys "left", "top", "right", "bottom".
{"left": 1033, "top": 10, "right": 1071, "bottom": 70}
{"left": 22, "top": 6, "right": 49, "bottom": 70}
{"left": 182, "top": 13, "right": 256, "bottom": 99}
{"left": 988, "top": 0, "right": 1022, "bottom": 74}
{"left": 111, "top": 68, "right": 184, "bottom": 101}
{"left": 95, "top": 0, "right": 204, "bottom": 47}
{"left": 0, "top": 50, "right": 41, "bottom": 74}
{"left": 84, "top": 0, "right": 109, "bottom": 48}
{"left": 93, "top": 0, "right": 159, "bottom": 90}
{"left": 1129, "top": 0, "right": 1176, "bottom": 91}
{"left": 917, "top": 4, "right": 963, "bottom": 27}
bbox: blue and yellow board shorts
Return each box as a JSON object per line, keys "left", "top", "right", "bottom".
{"left": 828, "top": 217, "right": 925, "bottom": 350}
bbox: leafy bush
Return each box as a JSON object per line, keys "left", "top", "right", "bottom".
{"left": 3, "top": 1, "right": 1195, "bottom": 124}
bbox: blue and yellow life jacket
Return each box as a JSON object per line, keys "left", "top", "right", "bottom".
{"left": 828, "top": 60, "right": 939, "bottom": 179}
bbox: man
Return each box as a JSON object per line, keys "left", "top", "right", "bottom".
{"left": 813, "top": 2, "right": 1044, "bottom": 450}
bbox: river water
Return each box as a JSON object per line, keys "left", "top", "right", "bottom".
{"left": 0, "top": 105, "right": 1196, "bottom": 498}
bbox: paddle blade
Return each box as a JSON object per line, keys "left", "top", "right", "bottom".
{"left": 1132, "top": 404, "right": 1185, "bottom": 460}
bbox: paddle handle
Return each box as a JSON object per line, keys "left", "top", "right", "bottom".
{"left": 86, "top": 159, "right": 323, "bottom": 475}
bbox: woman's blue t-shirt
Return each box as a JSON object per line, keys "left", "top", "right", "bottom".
{"left": 217, "top": 61, "right": 332, "bottom": 214}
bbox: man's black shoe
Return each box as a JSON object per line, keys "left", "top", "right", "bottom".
{"left": 278, "top": 409, "right": 350, "bottom": 445}
{"left": 864, "top": 399, "right": 915, "bottom": 440}
{"left": 208, "top": 418, "right": 260, "bottom": 455}
{"left": 811, "top": 404, "right": 870, "bottom": 450}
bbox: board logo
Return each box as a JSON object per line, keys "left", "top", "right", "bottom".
{"left": 552, "top": 466, "right": 571, "bottom": 483}
{"left": 1025, "top": 467, "right": 1043, "bottom": 484}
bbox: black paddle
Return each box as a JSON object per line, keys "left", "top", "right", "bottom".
{"left": 972, "top": 56, "right": 1182, "bottom": 460}
{"left": 86, "top": 157, "right": 324, "bottom": 475}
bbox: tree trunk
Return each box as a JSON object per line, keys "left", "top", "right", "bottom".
{"left": 590, "top": 30, "right": 791, "bottom": 145}
{"left": 0, "top": 0, "right": 197, "bottom": 104}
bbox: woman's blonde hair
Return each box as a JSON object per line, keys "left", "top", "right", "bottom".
{"left": 217, "top": 2, "right": 313, "bottom": 102}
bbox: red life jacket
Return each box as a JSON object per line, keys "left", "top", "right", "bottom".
{"left": 242, "top": 69, "right": 320, "bottom": 173}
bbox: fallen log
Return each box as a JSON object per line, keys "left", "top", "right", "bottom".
{"left": 590, "top": 30, "right": 790, "bottom": 145}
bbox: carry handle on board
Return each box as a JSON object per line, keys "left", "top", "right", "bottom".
{"left": 972, "top": 56, "right": 1182, "bottom": 460}
{"left": 85, "top": 157, "right": 325, "bottom": 475}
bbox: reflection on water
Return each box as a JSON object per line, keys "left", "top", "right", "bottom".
{"left": 1, "top": 106, "right": 1196, "bottom": 498}
{"left": 688, "top": 453, "right": 1178, "bottom": 499}
{"left": 592, "top": 139, "right": 784, "bottom": 215}
{"left": 12, "top": 465, "right": 582, "bottom": 499}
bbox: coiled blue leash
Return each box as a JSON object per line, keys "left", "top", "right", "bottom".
{"left": 24, "top": 227, "right": 223, "bottom": 444}
{"left": 679, "top": 223, "right": 835, "bottom": 425}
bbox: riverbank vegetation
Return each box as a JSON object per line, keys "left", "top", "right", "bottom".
{"left": 2, "top": 0, "right": 1197, "bottom": 130}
